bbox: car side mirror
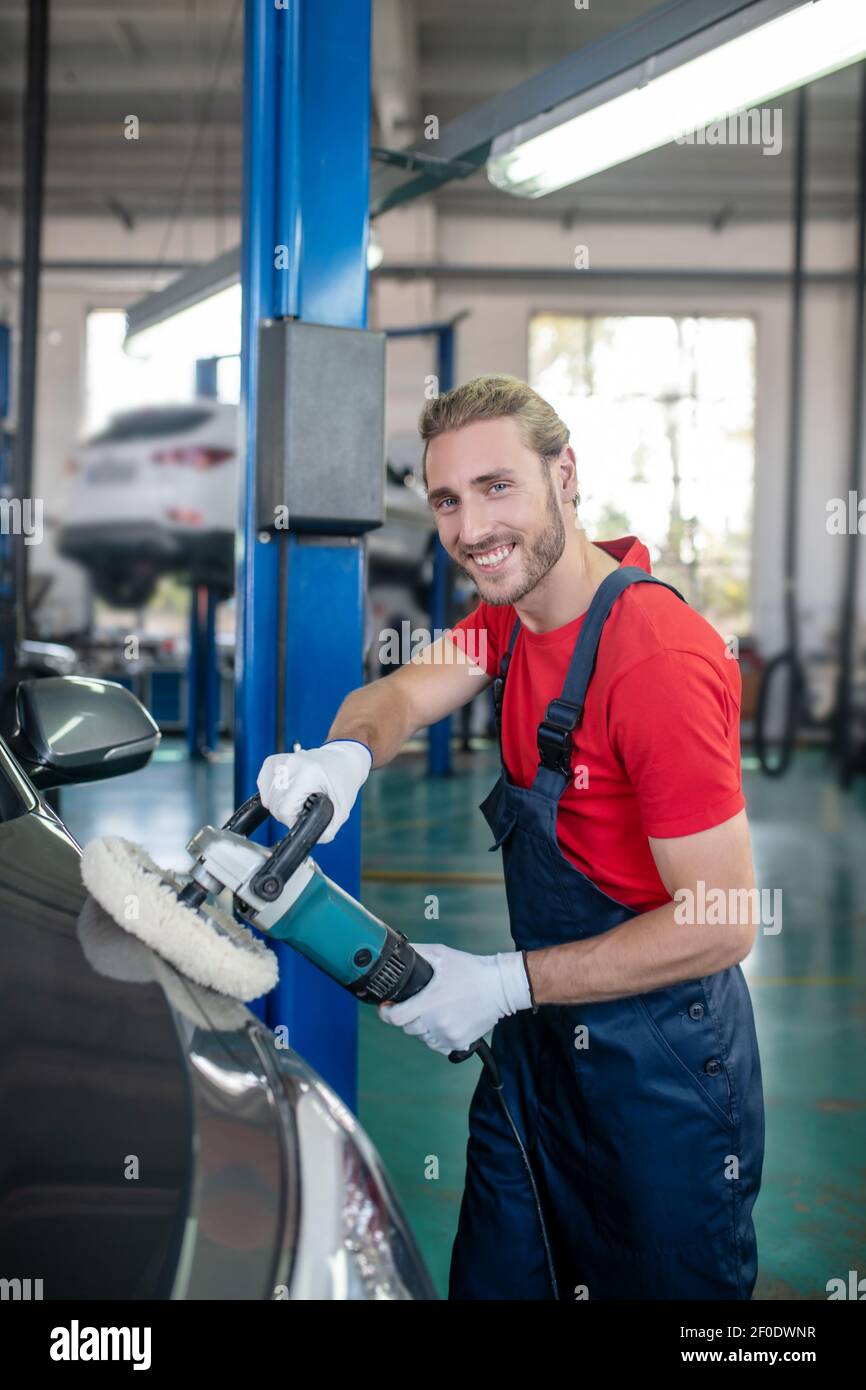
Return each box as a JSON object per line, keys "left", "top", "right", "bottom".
{"left": 0, "top": 675, "right": 161, "bottom": 790}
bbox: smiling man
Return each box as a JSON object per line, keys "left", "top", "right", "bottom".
{"left": 257, "top": 374, "right": 765, "bottom": 1302}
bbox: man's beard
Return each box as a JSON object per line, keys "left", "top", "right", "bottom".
{"left": 461, "top": 476, "right": 566, "bottom": 607}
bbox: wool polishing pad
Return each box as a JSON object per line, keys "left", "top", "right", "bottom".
{"left": 80, "top": 835, "right": 278, "bottom": 1002}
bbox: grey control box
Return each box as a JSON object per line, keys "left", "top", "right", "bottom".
{"left": 255, "top": 318, "right": 386, "bottom": 534}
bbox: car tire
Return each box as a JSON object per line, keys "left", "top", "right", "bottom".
{"left": 91, "top": 566, "right": 158, "bottom": 609}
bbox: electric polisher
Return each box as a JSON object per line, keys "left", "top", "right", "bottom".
{"left": 179, "top": 791, "right": 436, "bottom": 1003}
{"left": 80, "top": 793, "right": 490, "bottom": 1072}
{"left": 81, "top": 792, "right": 430, "bottom": 1002}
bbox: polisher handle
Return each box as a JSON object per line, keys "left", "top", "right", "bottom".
{"left": 224, "top": 793, "right": 270, "bottom": 837}
{"left": 250, "top": 793, "right": 335, "bottom": 901}
{"left": 178, "top": 794, "right": 269, "bottom": 909}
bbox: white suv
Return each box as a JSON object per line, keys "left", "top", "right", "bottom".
{"left": 59, "top": 401, "right": 238, "bottom": 607}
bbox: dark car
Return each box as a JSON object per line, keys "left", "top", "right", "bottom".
{"left": 0, "top": 675, "right": 435, "bottom": 1300}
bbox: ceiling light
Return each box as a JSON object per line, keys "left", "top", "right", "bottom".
{"left": 487, "top": 0, "right": 866, "bottom": 198}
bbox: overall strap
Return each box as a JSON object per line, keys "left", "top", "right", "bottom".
{"left": 492, "top": 616, "right": 521, "bottom": 754}
{"left": 533, "top": 567, "right": 686, "bottom": 799}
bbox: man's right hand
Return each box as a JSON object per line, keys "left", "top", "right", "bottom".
{"left": 256, "top": 740, "right": 373, "bottom": 842}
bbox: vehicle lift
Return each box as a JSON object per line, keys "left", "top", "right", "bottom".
{"left": 236, "top": 0, "right": 379, "bottom": 1106}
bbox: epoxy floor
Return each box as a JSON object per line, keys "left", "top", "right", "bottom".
{"left": 61, "top": 741, "right": 866, "bottom": 1301}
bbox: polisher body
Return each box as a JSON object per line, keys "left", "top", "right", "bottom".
{"left": 185, "top": 820, "right": 432, "bottom": 1005}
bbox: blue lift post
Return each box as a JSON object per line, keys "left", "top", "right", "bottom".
{"left": 384, "top": 321, "right": 457, "bottom": 776}
{"left": 237, "top": 0, "right": 371, "bottom": 1101}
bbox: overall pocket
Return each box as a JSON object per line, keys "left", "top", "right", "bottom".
{"left": 572, "top": 997, "right": 739, "bottom": 1251}
{"left": 486, "top": 810, "right": 517, "bottom": 851}
{"left": 632, "top": 993, "right": 735, "bottom": 1135}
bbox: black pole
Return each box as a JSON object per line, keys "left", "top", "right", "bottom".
{"left": 835, "top": 65, "right": 866, "bottom": 781}
{"left": 754, "top": 87, "right": 808, "bottom": 778}
{"left": 12, "top": 0, "right": 50, "bottom": 660}
{"left": 784, "top": 87, "right": 807, "bottom": 666}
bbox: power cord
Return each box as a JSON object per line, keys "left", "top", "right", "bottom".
{"left": 449, "top": 1039, "right": 560, "bottom": 1300}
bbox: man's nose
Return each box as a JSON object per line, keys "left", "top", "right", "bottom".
{"left": 458, "top": 496, "right": 493, "bottom": 549}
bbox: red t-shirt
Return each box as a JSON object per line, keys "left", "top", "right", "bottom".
{"left": 451, "top": 536, "right": 745, "bottom": 913}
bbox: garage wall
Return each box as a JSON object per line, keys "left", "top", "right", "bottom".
{"left": 374, "top": 207, "right": 864, "bottom": 658}
{"left": 1, "top": 203, "right": 862, "bottom": 656}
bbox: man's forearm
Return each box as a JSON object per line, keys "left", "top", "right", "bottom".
{"left": 526, "top": 900, "right": 755, "bottom": 1006}
{"left": 327, "top": 679, "right": 415, "bottom": 768}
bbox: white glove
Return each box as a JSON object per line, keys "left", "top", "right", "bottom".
{"left": 257, "top": 740, "right": 372, "bottom": 843}
{"left": 379, "top": 943, "right": 532, "bottom": 1055}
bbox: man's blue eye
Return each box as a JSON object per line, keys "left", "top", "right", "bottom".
{"left": 490, "top": 482, "right": 508, "bottom": 494}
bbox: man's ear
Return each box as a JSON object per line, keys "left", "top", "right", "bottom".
{"left": 557, "top": 446, "right": 579, "bottom": 505}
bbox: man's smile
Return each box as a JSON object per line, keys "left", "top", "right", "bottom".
{"left": 465, "top": 541, "right": 517, "bottom": 572}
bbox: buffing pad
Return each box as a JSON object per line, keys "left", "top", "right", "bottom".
{"left": 80, "top": 835, "right": 278, "bottom": 1002}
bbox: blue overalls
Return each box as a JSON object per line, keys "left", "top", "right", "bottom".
{"left": 449, "top": 567, "right": 765, "bottom": 1301}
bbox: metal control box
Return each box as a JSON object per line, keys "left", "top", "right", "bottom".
{"left": 255, "top": 318, "right": 386, "bottom": 534}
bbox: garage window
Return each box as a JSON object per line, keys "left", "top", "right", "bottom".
{"left": 529, "top": 313, "right": 755, "bottom": 637}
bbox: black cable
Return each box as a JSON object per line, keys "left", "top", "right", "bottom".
{"left": 754, "top": 651, "right": 804, "bottom": 776}
{"left": 834, "top": 64, "right": 866, "bottom": 786}
{"left": 12, "top": 0, "right": 50, "bottom": 661}
{"left": 474, "top": 1040, "right": 560, "bottom": 1301}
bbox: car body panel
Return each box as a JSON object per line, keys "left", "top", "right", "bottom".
{"left": 0, "top": 799, "right": 195, "bottom": 1298}
{"left": 0, "top": 736, "right": 434, "bottom": 1300}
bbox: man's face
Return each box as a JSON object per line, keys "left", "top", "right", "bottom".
{"left": 425, "top": 416, "right": 567, "bottom": 606}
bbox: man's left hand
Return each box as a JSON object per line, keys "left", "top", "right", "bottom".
{"left": 379, "top": 943, "right": 532, "bottom": 1055}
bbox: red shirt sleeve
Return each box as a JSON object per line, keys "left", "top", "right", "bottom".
{"left": 449, "top": 602, "right": 505, "bottom": 677}
{"left": 607, "top": 649, "right": 745, "bottom": 838}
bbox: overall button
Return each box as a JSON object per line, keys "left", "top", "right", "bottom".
{"left": 704, "top": 1058, "right": 723, "bottom": 1076}
{"left": 688, "top": 1002, "right": 705, "bottom": 1021}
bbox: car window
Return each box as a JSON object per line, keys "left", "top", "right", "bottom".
{"left": 86, "top": 406, "right": 214, "bottom": 445}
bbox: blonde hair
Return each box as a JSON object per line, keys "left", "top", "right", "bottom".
{"left": 418, "top": 374, "right": 575, "bottom": 500}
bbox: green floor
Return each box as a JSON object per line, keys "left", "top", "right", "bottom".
{"left": 62, "top": 741, "right": 866, "bottom": 1300}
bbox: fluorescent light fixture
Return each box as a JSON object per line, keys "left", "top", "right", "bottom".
{"left": 124, "top": 283, "right": 242, "bottom": 362}
{"left": 124, "top": 245, "right": 240, "bottom": 345}
{"left": 487, "top": 0, "right": 866, "bottom": 198}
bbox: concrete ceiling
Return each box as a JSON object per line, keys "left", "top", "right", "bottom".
{"left": 0, "top": 0, "right": 862, "bottom": 232}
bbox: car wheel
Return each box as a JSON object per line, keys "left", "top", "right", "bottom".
{"left": 91, "top": 566, "right": 158, "bottom": 608}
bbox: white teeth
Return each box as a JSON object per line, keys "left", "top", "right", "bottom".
{"left": 473, "top": 544, "right": 513, "bottom": 568}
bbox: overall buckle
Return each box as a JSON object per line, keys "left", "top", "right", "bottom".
{"left": 537, "top": 699, "right": 582, "bottom": 777}
{"left": 492, "top": 652, "right": 513, "bottom": 731}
